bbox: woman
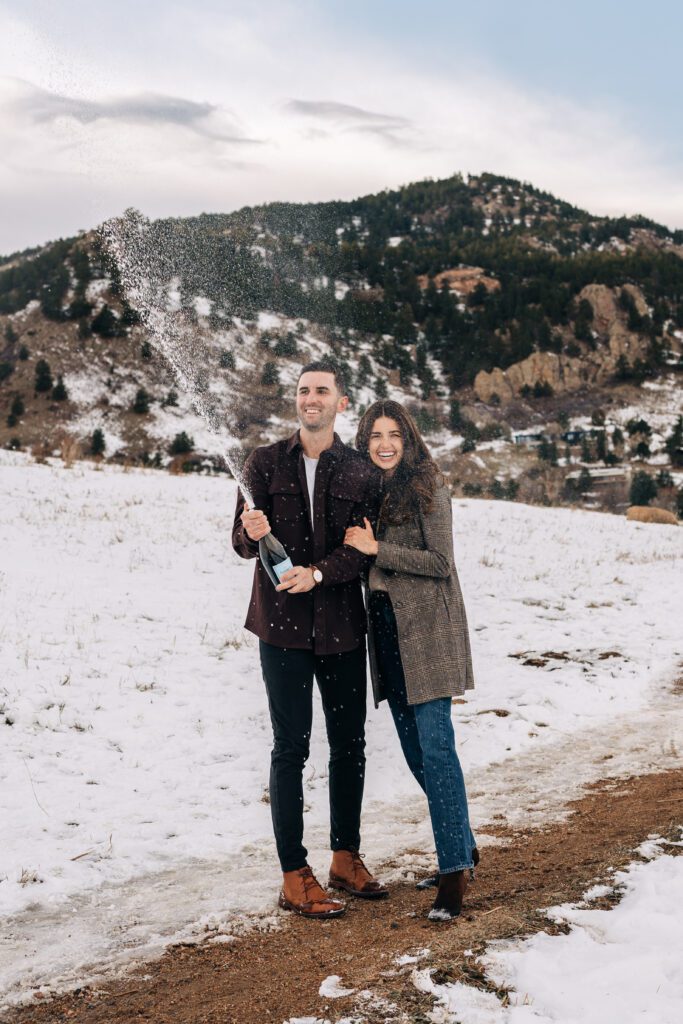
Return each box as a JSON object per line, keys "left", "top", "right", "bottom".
{"left": 345, "top": 400, "right": 477, "bottom": 921}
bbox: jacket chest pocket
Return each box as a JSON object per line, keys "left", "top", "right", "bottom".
{"left": 327, "top": 480, "right": 366, "bottom": 534}
{"left": 268, "top": 482, "right": 306, "bottom": 524}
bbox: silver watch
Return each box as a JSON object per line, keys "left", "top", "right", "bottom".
{"left": 311, "top": 566, "right": 323, "bottom": 585}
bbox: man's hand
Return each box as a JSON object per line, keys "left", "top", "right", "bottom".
{"left": 344, "top": 517, "right": 378, "bottom": 556}
{"left": 276, "top": 566, "right": 316, "bottom": 593}
{"left": 241, "top": 506, "right": 271, "bottom": 542}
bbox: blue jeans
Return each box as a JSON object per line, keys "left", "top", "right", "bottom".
{"left": 370, "top": 592, "right": 475, "bottom": 874}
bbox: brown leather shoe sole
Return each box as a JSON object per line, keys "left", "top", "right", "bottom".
{"left": 278, "top": 891, "right": 346, "bottom": 919}
{"left": 328, "top": 875, "right": 389, "bottom": 900}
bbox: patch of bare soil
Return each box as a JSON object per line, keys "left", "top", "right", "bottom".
{"left": 8, "top": 768, "right": 683, "bottom": 1024}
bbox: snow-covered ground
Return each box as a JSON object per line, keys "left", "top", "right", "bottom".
{"left": 1, "top": 451, "right": 682, "bottom": 1008}
{"left": 414, "top": 837, "right": 683, "bottom": 1024}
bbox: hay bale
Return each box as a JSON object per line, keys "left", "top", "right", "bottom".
{"left": 626, "top": 505, "right": 678, "bottom": 526}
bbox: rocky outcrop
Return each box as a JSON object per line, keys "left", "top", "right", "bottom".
{"left": 474, "top": 284, "right": 651, "bottom": 404}
{"left": 416, "top": 267, "right": 500, "bottom": 296}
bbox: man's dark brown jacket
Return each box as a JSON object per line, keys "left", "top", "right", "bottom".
{"left": 232, "top": 431, "right": 380, "bottom": 655}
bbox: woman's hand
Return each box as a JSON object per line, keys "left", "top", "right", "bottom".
{"left": 344, "top": 517, "right": 378, "bottom": 556}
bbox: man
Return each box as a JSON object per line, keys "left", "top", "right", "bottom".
{"left": 232, "top": 360, "right": 387, "bottom": 918}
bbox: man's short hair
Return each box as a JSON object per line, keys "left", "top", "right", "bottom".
{"left": 298, "top": 359, "right": 348, "bottom": 396}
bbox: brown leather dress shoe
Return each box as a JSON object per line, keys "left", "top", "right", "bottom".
{"left": 278, "top": 866, "right": 346, "bottom": 919}
{"left": 328, "top": 850, "right": 389, "bottom": 899}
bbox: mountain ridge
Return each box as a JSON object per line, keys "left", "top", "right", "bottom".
{"left": 1, "top": 171, "right": 681, "bottom": 515}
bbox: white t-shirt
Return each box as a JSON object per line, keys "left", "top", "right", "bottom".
{"left": 303, "top": 455, "right": 318, "bottom": 520}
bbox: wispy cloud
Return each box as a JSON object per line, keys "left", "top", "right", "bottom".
{"left": 7, "top": 78, "right": 262, "bottom": 145}
{"left": 285, "top": 98, "right": 413, "bottom": 146}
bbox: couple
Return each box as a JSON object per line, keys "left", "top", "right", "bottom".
{"left": 232, "top": 360, "right": 476, "bottom": 923}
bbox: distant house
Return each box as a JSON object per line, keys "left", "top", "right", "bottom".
{"left": 565, "top": 467, "right": 628, "bottom": 481}
{"left": 513, "top": 432, "right": 545, "bottom": 446}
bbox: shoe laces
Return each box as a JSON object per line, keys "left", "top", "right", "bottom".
{"left": 300, "top": 866, "right": 325, "bottom": 900}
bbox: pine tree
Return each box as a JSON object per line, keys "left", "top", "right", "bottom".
{"left": 140, "top": 341, "right": 153, "bottom": 360}
{"left": 132, "top": 388, "right": 151, "bottom": 414}
{"left": 664, "top": 415, "right": 683, "bottom": 466}
{"left": 6, "top": 394, "right": 24, "bottom": 427}
{"left": 34, "top": 359, "right": 53, "bottom": 393}
{"left": 630, "top": 471, "right": 657, "bottom": 506}
{"left": 161, "top": 389, "right": 178, "bottom": 407}
{"left": 91, "top": 428, "right": 106, "bottom": 456}
{"left": 169, "top": 431, "right": 194, "bottom": 455}
{"left": 261, "top": 362, "right": 279, "bottom": 386}
{"left": 4, "top": 323, "right": 18, "bottom": 344}
{"left": 18, "top": 344, "right": 29, "bottom": 361}
{"left": 577, "top": 467, "right": 592, "bottom": 493}
{"left": 219, "top": 349, "right": 235, "bottom": 370}
{"left": 581, "top": 436, "right": 593, "bottom": 462}
{"left": 52, "top": 375, "right": 68, "bottom": 401}
{"left": 356, "top": 354, "right": 372, "bottom": 386}
{"left": 91, "top": 305, "right": 119, "bottom": 338}
{"left": 596, "top": 431, "right": 608, "bottom": 462}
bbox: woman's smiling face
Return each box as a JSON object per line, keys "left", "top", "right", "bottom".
{"left": 367, "top": 416, "right": 404, "bottom": 476}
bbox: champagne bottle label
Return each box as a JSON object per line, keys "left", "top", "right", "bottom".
{"left": 273, "top": 557, "right": 294, "bottom": 580}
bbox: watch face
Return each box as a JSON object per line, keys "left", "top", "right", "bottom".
{"left": 313, "top": 569, "right": 323, "bottom": 583}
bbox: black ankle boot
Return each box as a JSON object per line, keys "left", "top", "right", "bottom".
{"left": 417, "top": 847, "right": 479, "bottom": 890}
{"left": 427, "top": 869, "right": 467, "bottom": 921}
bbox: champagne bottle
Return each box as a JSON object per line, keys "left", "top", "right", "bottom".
{"left": 259, "top": 530, "right": 294, "bottom": 587}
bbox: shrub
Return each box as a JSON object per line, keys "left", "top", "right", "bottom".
{"left": 169, "top": 431, "right": 194, "bottom": 455}
{"left": 140, "top": 341, "right": 153, "bottom": 360}
{"left": 18, "top": 344, "right": 29, "bottom": 360}
{"left": 0, "top": 362, "right": 13, "bottom": 382}
{"left": 630, "top": 471, "right": 657, "bottom": 506}
{"left": 461, "top": 437, "right": 476, "bottom": 453}
{"left": 533, "top": 380, "right": 554, "bottom": 398}
{"left": 132, "top": 388, "right": 151, "bottom": 414}
{"left": 219, "top": 349, "right": 235, "bottom": 370}
{"left": 4, "top": 323, "right": 18, "bottom": 343}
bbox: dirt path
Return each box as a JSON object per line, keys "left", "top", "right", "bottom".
{"left": 8, "top": 767, "right": 682, "bottom": 1024}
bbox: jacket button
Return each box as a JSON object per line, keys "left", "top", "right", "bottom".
{"left": 394, "top": 600, "right": 403, "bottom": 609}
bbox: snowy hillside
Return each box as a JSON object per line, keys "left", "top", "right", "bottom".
{"left": 1, "top": 452, "right": 682, "bottom": 1008}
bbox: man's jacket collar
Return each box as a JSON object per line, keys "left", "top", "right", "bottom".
{"left": 286, "top": 430, "right": 346, "bottom": 459}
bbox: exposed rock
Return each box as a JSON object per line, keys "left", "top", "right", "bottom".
{"left": 416, "top": 266, "right": 500, "bottom": 296}
{"left": 474, "top": 285, "right": 651, "bottom": 404}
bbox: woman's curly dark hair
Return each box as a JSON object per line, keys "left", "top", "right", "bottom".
{"left": 356, "top": 400, "right": 442, "bottom": 527}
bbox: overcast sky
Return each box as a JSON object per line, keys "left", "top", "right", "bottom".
{"left": 1, "top": 0, "right": 682, "bottom": 254}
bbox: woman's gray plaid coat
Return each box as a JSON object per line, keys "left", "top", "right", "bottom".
{"left": 367, "top": 482, "right": 475, "bottom": 706}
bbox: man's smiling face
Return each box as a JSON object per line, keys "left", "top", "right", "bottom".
{"left": 296, "top": 371, "right": 348, "bottom": 433}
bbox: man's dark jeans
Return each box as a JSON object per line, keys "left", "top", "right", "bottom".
{"left": 259, "top": 640, "right": 367, "bottom": 873}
